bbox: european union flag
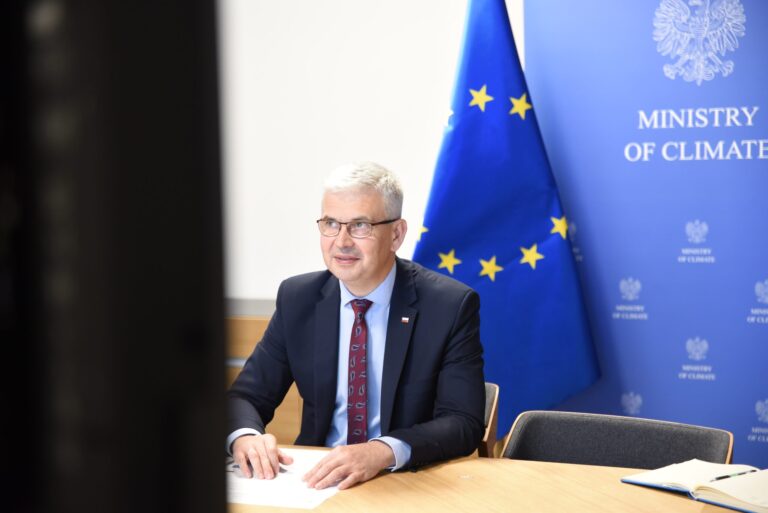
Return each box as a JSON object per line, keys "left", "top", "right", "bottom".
{"left": 413, "top": 0, "right": 600, "bottom": 435}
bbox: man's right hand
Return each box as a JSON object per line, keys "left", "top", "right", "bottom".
{"left": 231, "top": 434, "right": 294, "bottom": 479}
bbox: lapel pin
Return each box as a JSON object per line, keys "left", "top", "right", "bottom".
{"left": 401, "top": 317, "right": 410, "bottom": 324}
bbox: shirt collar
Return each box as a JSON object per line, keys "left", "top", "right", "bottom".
{"left": 339, "top": 261, "right": 397, "bottom": 308}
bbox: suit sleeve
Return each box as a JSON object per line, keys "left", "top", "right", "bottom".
{"left": 387, "top": 289, "right": 485, "bottom": 468}
{"left": 227, "top": 282, "right": 294, "bottom": 435}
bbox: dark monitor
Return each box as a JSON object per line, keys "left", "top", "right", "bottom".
{"left": 1, "top": 1, "right": 226, "bottom": 512}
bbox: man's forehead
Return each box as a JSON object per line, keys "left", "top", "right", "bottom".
{"left": 321, "top": 188, "right": 386, "bottom": 214}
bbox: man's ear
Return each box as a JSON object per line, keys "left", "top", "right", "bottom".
{"left": 391, "top": 219, "right": 407, "bottom": 252}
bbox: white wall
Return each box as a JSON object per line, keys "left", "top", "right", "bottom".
{"left": 218, "top": 0, "right": 524, "bottom": 301}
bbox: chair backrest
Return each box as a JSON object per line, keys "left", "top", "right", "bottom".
{"left": 501, "top": 410, "right": 733, "bottom": 469}
{"left": 479, "top": 382, "right": 500, "bottom": 457}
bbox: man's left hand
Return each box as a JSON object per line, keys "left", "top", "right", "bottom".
{"left": 303, "top": 441, "right": 395, "bottom": 490}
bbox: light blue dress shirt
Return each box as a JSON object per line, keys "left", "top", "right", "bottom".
{"left": 325, "top": 263, "right": 411, "bottom": 469}
{"left": 227, "top": 263, "right": 411, "bottom": 470}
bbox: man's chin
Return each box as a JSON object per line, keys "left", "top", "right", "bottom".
{"left": 328, "top": 265, "right": 359, "bottom": 282}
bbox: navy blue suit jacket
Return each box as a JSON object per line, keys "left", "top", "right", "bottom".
{"left": 228, "top": 258, "right": 485, "bottom": 468}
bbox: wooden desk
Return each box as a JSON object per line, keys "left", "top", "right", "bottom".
{"left": 229, "top": 454, "right": 730, "bottom": 513}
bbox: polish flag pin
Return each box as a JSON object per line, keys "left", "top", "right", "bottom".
{"left": 401, "top": 317, "right": 410, "bottom": 324}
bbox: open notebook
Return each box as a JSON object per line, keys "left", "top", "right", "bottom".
{"left": 622, "top": 459, "right": 768, "bottom": 513}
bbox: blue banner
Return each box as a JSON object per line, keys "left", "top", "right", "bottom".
{"left": 413, "top": 0, "right": 599, "bottom": 434}
{"left": 525, "top": 0, "right": 768, "bottom": 467}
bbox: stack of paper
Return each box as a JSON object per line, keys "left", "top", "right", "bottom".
{"left": 227, "top": 448, "right": 338, "bottom": 509}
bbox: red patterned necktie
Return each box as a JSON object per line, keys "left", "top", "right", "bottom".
{"left": 347, "top": 299, "right": 372, "bottom": 445}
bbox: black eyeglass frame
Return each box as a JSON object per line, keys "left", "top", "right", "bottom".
{"left": 316, "top": 217, "right": 400, "bottom": 238}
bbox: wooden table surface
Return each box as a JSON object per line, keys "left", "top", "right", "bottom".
{"left": 229, "top": 452, "right": 729, "bottom": 513}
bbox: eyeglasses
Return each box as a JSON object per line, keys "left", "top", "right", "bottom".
{"left": 316, "top": 218, "right": 399, "bottom": 238}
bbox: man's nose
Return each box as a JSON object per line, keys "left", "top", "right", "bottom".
{"left": 334, "top": 225, "right": 355, "bottom": 247}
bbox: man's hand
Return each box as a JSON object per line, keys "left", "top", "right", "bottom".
{"left": 231, "top": 434, "right": 294, "bottom": 480}
{"left": 303, "top": 441, "right": 395, "bottom": 490}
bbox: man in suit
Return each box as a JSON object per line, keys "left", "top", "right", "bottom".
{"left": 228, "top": 162, "right": 485, "bottom": 489}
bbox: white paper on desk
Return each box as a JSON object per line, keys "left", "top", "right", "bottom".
{"left": 227, "top": 448, "right": 338, "bottom": 509}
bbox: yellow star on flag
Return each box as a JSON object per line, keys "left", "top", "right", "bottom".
{"left": 418, "top": 226, "right": 429, "bottom": 241}
{"left": 509, "top": 92, "right": 533, "bottom": 119}
{"left": 550, "top": 216, "right": 568, "bottom": 239}
{"left": 469, "top": 85, "right": 494, "bottom": 112}
{"left": 520, "top": 244, "right": 544, "bottom": 270}
{"left": 479, "top": 256, "right": 504, "bottom": 282}
{"left": 438, "top": 249, "right": 462, "bottom": 274}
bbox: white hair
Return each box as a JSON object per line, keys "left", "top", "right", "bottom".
{"left": 323, "top": 161, "right": 403, "bottom": 218}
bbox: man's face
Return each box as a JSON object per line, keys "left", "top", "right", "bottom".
{"left": 320, "top": 188, "right": 407, "bottom": 296}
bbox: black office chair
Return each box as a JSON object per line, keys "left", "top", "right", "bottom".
{"left": 500, "top": 410, "right": 733, "bottom": 469}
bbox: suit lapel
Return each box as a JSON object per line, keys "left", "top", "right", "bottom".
{"left": 380, "top": 259, "right": 418, "bottom": 434}
{"left": 313, "top": 274, "right": 340, "bottom": 443}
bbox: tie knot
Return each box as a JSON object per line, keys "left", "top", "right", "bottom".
{"left": 350, "top": 299, "right": 373, "bottom": 316}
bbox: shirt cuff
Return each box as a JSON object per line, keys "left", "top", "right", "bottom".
{"left": 373, "top": 436, "right": 411, "bottom": 471}
{"left": 226, "top": 428, "right": 261, "bottom": 455}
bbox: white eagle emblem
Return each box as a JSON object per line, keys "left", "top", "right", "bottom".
{"left": 755, "top": 279, "right": 768, "bottom": 304}
{"left": 621, "top": 392, "right": 643, "bottom": 416}
{"left": 685, "top": 219, "right": 709, "bottom": 244}
{"left": 686, "top": 337, "right": 709, "bottom": 361}
{"left": 756, "top": 399, "right": 768, "bottom": 423}
{"left": 620, "top": 278, "right": 642, "bottom": 301}
{"left": 653, "top": 0, "right": 746, "bottom": 85}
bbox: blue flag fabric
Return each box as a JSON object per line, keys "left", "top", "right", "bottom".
{"left": 413, "top": 0, "right": 600, "bottom": 435}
